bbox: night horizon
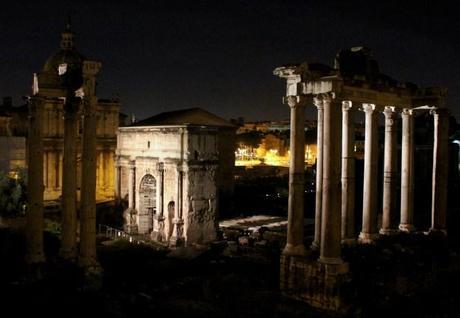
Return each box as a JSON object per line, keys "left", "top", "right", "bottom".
{"left": 1, "top": 0, "right": 459, "bottom": 122}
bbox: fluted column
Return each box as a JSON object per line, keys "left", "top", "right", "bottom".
{"left": 283, "top": 95, "right": 306, "bottom": 256}
{"left": 380, "top": 106, "right": 399, "bottom": 235}
{"left": 430, "top": 108, "right": 449, "bottom": 233}
{"left": 26, "top": 96, "right": 46, "bottom": 265}
{"left": 341, "top": 101, "right": 355, "bottom": 243}
{"left": 60, "top": 98, "right": 79, "bottom": 260}
{"left": 311, "top": 98, "right": 324, "bottom": 250}
{"left": 399, "top": 108, "right": 415, "bottom": 232}
{"left": 319, "top": 94, "right": 343, "bottom": 264}
{"left": 359, "top": 103, "right": 379, "bottom": 243}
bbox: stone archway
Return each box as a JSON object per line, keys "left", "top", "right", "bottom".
{"left": 138, "top": 174, "right": 156, "bottom": 233}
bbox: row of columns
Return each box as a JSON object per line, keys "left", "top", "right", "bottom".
{"left": 284, "top": 92, "right": 449, "bottom": 264}
{"left": 26, "top": 62, "right": 102, "bottom": 275}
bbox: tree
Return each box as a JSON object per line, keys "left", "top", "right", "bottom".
{"left": 0, "top": 168, "right": 27, "bottom": 217}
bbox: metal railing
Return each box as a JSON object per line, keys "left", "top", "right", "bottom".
{"left": 98, "top": 224, "right": 141, "bottom": 244}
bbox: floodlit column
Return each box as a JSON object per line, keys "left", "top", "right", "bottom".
{"left": 127, "top": 162, "right": 135, "bottom": 209}
{"left": 311, "top": 97, "right": 324, "bottom": 250}
{"left": 151, "top": 163, "right": 165, "bottom": 241}
{"left": 283, "top": 95, "right": 306, "bottom": 256}
{"left": 359, "top": 103, "right": 379, "bottom": 243}
{"left": 170, "top": 166, "right": 184, "bottom": 246}
{"left": 26, "top": 96, "right": 46, "bottom": 265}
{"left": 399, "top": 108, "right": 415, "bottom": 232}
{"left": 380, "top": 106, "right": 399, "bottom": 235}
{"left": 60, "top": 98, "right": 79, "bottom": 260}
{"left": 430, "top": 108, "right": 449, "bottom": 233}
{"left": 114, "top": 156, "right": 121, "bottom": 202}
{"left": 319, "top": 94, "right": 343, "bottom": 264}
{"left": 341, "top": 101, "right": 355, "bottom": 243}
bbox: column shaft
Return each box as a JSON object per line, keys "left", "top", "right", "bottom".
{"left": 341, "top": 101, "right": 355, "bottom": 242}
{"left": 312, "top": 99, "right": 324, "bottom": 249}
{"left": 359, "top": 104, "right": 379, "bottom": 243}
{"left": 26, "top": 96, "right": 45, "bottom": 264}
{"left": 319, "top": 95, "right": 343, "bottom": 264}
{"left": 283, "top": 95, "right": 306, "bottom": 256}
{"left": 60, "top": 102, "right": 79, "bottom": 260}
{"left": 380, "top": 107, "right": 399, "bottom": 235}
{"left": 399, "top": 109, "right": 415, "bottom": 232}
{"left": 431, "top": 109, "right": 449, "bottom": 232}
{"left": 79, "top": 95, "right": 99, "bottom": 269}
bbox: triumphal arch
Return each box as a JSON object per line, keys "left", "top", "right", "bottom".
{"left": 116, "top": 108, "right": 235, "bottom": 246}
{"left": 274, "top": 47, "right": 448, "bottom": 312}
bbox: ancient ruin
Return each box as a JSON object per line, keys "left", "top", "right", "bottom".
{"left": 274, "top": 47, "right": 448, "bottom": 313}
{"left": 116, "top": 108, "right": 236, "bottom": 246}
{"left": 26, "top": 23, "right": 115, "bottom": 274}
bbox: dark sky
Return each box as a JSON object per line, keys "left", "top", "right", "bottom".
{"left": 1, "top": 0, "right": 459, "bottom": 121}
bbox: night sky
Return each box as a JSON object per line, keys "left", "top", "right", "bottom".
{"left": 1, "top": 0, "right": 459, "bottom": 121}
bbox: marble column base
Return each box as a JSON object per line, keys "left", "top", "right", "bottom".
{"left": 282, "top": 243, "right": 306, "bottom": 257}
{"left": 399, "top": 223, "right": 416, "bottom": 233}
{"left": 310, "top": 241, "right": 320, "bottom": 251}
{"left": 358, "top": 232, "right": 379, "bottom": 244}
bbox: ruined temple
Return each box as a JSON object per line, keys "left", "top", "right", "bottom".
{"left": 274, "top": 47, "right": 448, "bottom": 313}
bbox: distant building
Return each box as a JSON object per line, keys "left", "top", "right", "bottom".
{"left": 0, "top": 26, "right": 123, "bottom": 201}
{"left": 116, "top": 108, "right": 236, "bottom": 246}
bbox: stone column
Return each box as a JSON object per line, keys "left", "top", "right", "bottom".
{"left": 341, "top": 101, "right": 355, "bottom": 243}
{"left": 124, "top": 160, "right": 137, "bottom": 233}
{"left": 151, "top": 162, "right": 165, "bottom": 241}
{"left": 26, "top": 96, "right": 46, "bottom": 266}
{"left": 430, "top": 108, "right": 449, "bottom": 233}
{"left": 60, "top": 98, "right": 79, "bottom": 260}
{"left": 311, "top": 98, "right": 324, "bottom": 250}
{"left": 399, "top": 108, "right": 415, "bottom": 232}
{"left": 380, "top": 106, "right": 399, "bottom": 235}
{"left": 79, "top": 61, "right": 102, "bottom": 275}
{"left": 79, "top": 94, "right": 99, "bottom": 271}
{"left": 170, "top": 165, "right": 184, "bottom": 246}
{"left": 319, "top": 94, "right": 343, "bottom": 264}
{"left": 114, "top": 156, "right": 121, "bottom": 202}
{"left": 283, "top": 95, "right": 306, "bottom": 256}
{"left": 359, "top": 104, "right": 379, "bottom": 243}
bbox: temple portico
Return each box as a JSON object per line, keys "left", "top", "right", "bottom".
{"left": 274, "top": 47, "right": 449, "bottom": 313}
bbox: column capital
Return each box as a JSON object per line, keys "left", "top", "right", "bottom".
{"left": 383, "top": 106, "right": 398, "bottom": 120}
{"left": 128, "top": 159, "right": 136, "bottom": 169}
{"left": 283, "top": 95, "right": 306, "bottom": 108}
{"left": 401, "top": 108, "right": 413, "bottom": 116}
{"left": 362, "top": 103, "right": 376, "bottom": 113}
{"left": 156, "top": 161, "right": 165, "bottom": 172}
{"left": 342, "top": 100, "right": 352, "bottom": 112}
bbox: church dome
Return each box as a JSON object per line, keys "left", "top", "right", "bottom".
{"left": 43, "top": 49, "right": 85, "bottom": 74}
{"left": 38, "top": 21, "right": 86, "bottom": 90}
{"left": 42, "top": 21, "right": 85, "bottom": 74}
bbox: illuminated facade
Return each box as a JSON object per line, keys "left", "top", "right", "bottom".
{"left": 116, "top": 108, "right": 236, "bottom": 246}
{"left": 1, "top": 28, "right": 121, "bottom": 201}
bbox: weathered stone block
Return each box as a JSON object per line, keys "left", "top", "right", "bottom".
{"left": 280, "top": 255, "right": 350, "bottom": 315}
